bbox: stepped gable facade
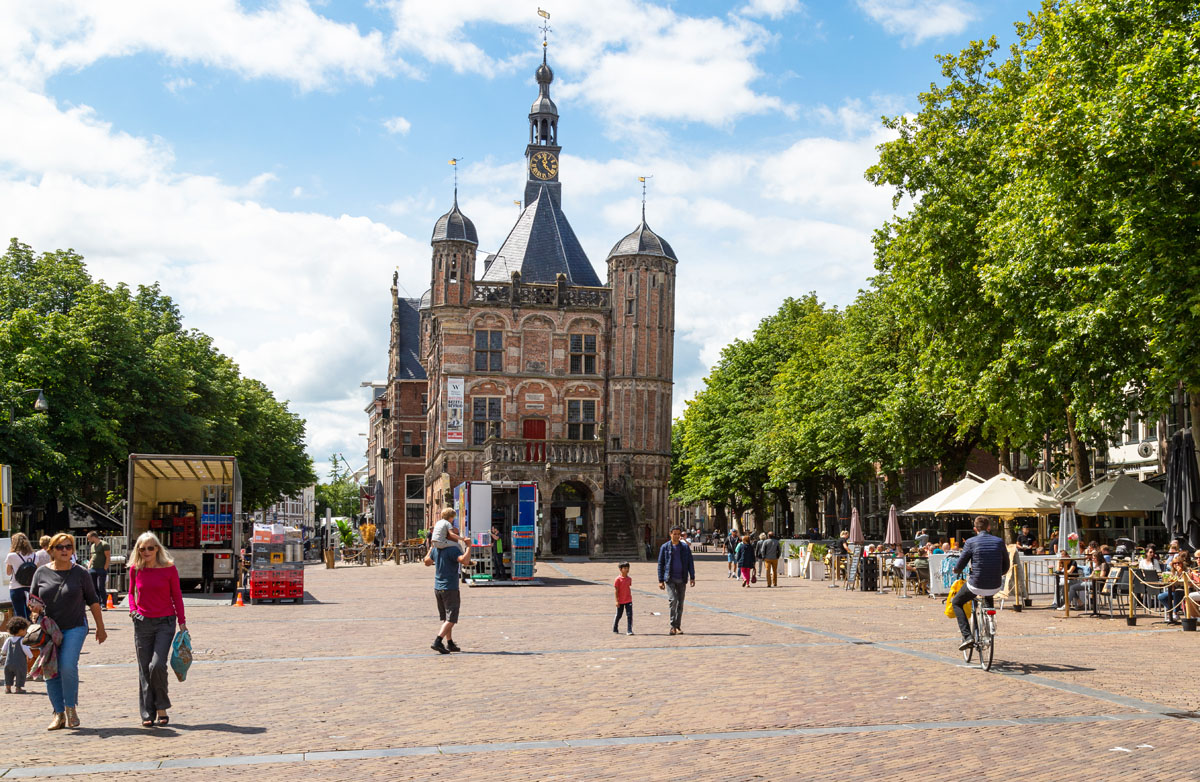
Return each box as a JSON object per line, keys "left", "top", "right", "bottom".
{"left": 395, "top": 49, "right": 677, "bottom": 558}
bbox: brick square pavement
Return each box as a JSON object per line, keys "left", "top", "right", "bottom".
{"left": 2, "top": 554, "right": 1199, "bottom": 780}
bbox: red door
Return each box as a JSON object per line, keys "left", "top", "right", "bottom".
{"left": 523, "top": 419, "right": 546, "bottom": 462}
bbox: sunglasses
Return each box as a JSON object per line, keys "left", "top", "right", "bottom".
{"left": 141, "top": 546, "right": 158, "bottom": 552}
{"left": 53, "top": 544, "right": 74, "bottom": 551}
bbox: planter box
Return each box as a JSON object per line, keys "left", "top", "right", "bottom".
{"left": 806, "top": 561, "right": 826, "bottom": 580}
{"left": 785, "top": 558, "right": 802, "bottom": 578}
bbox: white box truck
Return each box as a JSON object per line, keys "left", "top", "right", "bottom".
{"left": 126, "top": 454, "right": 242, "bottom": 592}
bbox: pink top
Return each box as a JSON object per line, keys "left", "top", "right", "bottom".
{"left": 129, "top": 565, "right": 186, "bottom": 624}
{"left": 614, "top": 575, "right": 632, "bottom": 604}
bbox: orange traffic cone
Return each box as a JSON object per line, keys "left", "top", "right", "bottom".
{"left": 105, "top": 593, "right": 115, "bottom": 610}
{"left": 235, "top": 590, "right": 244, "bottom": 607}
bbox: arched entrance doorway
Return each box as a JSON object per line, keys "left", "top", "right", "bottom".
{"left": 551, "top": 481, "right": 592, "bottom": 556}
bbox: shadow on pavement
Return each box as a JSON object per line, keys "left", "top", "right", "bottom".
{"left": 992, "top": 662, "right": 1096, "bottom": 675}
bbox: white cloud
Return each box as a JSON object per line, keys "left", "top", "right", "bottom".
{"left": 0, "top": 0, "right": 396, "bottom": 90}
{"left": 381, "top": 0, "right": 790, "bottom": 132}
{"left": 164, "top": 76, "right": 195, "bottom": 94}
{"left": 383, "top": 115, "right": 412, "bottom": 135}
{"left": 738, "top": 0, "right": 802, "bottom": 20}
{"left": 857, "top": 0, "right": 976, "bottom": 44}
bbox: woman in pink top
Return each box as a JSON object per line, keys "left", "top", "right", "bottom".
{"left": 128, "top": 532, "right": 186, "bottom": 727}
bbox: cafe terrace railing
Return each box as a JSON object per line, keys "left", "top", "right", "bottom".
{"left": 483, "top": 438, "right": 604, "bottom": 467}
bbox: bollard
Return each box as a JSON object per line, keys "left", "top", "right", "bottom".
{"left": 1063, "top": 572, "right": 1071, "bottom": 618}
{"left": 1127, "top": 565, "right": 1137, "bottom": 626}
{"left": 325, "top": 549, "right": 335, "bottom": 569}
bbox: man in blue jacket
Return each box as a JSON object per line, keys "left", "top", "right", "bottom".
{"left": 658, "top": 526, "right": 696, "bottom": 635}
{"left": 951, "top": 516, "right": 1010, "bottom": 650}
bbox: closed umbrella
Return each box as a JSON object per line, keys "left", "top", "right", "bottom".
{"left": 373, "top": 480, "right": 385, "bottom": 542}
{"left": 1163, "top": 428, "right": 1198, "bottom": 545}
{"left": 883, "top": 504, "right": 902, "bottom": 547}
{"left": 847, "top": 507, "right": 865, "bottom": 545}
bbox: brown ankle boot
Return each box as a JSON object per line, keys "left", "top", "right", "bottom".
{"left": 47, "top": 712, "right": 66, "bottom": 731}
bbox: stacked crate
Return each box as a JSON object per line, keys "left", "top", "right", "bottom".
{"left": 249, "top": 523, "right": 305, "bottom": 603}
{"left": 201, "top": 484, "right": 234, "bottom": 543}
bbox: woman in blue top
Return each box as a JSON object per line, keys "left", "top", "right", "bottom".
{"left": 735, "top": 534, "right": 756, "bottom": 587}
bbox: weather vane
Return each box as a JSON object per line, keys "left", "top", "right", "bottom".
{"left": 538, "top": 8, "right": 551, "bottom": 54}
{"left": 639, "top": 175, "right": 653, "bottom": 220}
{"left": 448, "top": 157, "right": 464, "bottom": 197}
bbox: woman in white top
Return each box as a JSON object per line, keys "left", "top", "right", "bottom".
{"left": 1137, "top": 546, "right": 1163, "bottom": 572}
{"left": 33, "top": 535, "right": 52, "bottom": 567}
{"left": 4, "top": 533, "right": 37, "bottom": 619}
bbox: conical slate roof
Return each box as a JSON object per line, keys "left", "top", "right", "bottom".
{"left": 481, "top": 186, "right": 601, "bottom": 286}
{"left": 431, "top": 196, "right": 478, "bottom": 245}
{"left": 607, "top": 217, "right": 677, "bottom": 261}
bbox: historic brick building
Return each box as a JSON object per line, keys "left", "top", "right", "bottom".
{"left": 383, "top": 49, "right": 677, "bottom": 558}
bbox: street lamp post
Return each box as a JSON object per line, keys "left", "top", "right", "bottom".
{"left": 6, "top": 389, "right": 49, "bottom": 534}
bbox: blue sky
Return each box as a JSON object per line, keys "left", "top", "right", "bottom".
{"left": 0, "top": 0, "right": 1034, "bottom": 480}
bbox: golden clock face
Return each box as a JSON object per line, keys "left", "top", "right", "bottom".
{"left": 530, "top": 151, "right": 558, "bottom": 180}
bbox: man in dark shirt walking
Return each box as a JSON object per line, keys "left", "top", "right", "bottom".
{"left": 657, "top": 526, "right": 695, "bottom": 635}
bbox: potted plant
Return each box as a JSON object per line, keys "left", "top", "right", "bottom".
{"left": 807, "top": 544, "right": 828, "bottom": 580}
{"left": 785, "top": 544, "right": 803, "bottom": 577}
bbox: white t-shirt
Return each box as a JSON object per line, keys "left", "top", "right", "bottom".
{"left": 34, "top": 550, "right": 51, "bottom": 567}
{"left": 4, "top": 551, "right": 35, "bottom": 586}
{"left": 430, "top": 519, "right": 456, "bottom": 549}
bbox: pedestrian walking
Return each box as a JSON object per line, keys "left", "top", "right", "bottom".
{"left": 34, "top": 536, "right": 52, "bottom": 567}
{"left": 657, "top": 526, "right": 695, "bottom": 635}
{"left": 612, "top": 562, "right": 633, "bottom": 635}
{"left": 4, "top": 533, "right": 38, "bottom": 619}
{"left": 128, "top": 532, "right": 186, "bottom": 727}
{"left": 724, "top": 529, "right": 738, "bottom": 578}
{"left": 29, "top": 532, "right": 107, "bottom": 730}
{"left": 755, "top": 533, "right": 767, "bottom": 577}
{"left": 735, "top": 534, "right": 756, "bottom": 586}
{"left": 761, "top": 532, "right": 781, "bottom": 587}
{"left": 3, "top": 617, "right": 32, "bottom": 693}
{"left": 86, "top": 532, "right": 111, "bottom": 608}
{"left": 424, "top": 535, "right": 471, "bottom": 653}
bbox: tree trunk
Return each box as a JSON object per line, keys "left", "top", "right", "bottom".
{"left": 938, "top": 425, "right": 981, "bottom": 485}
{"left": 730, "top": 496, "right": 747, "bottom": 531}
{"left": 999, "top": 438, "right": 1011, "bottom": 476}
{"left": 748, "top": 486, "right": 768, "bottom": 535}
{"left": 1064, "top": 406, "right": 1092, "bottom": 488}
{"left": 802, "top": 476, "right": 821, "bottom": 536}
{"left": 713, "top": 501, "right": 728, "bottom": 531}
{"left": 770, "top": 487, "right": 792, "bottom": 536}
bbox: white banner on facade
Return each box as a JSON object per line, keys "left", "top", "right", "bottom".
{"left": 446, "top": 377, "right": 464, "bottom": 443}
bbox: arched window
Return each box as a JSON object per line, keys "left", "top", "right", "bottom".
{"left": 450, "top": 255, "right": 458, "bottom": 283}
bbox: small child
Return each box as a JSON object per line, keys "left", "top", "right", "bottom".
{"left": 430, "top": 507, "right": 466, "bottom": 550}
{"left": 613, "top": 562, "right": 633, "bottom": 635}
{"left": 3, "top": 617, "right": 32, "bottom": 694}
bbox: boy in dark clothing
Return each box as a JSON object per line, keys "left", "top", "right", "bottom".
{"left": 3, "top": 617, "right": 32, "bottom": 693}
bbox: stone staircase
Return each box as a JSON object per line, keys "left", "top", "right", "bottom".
{"left": 602, "top": 491, "right": 644, "bottom": 560}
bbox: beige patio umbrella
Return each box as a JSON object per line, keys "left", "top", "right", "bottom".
{"left": 904, "top": 473, "right": 985, "bottom": 514}
{"left": 937, "top": 472, "right": 1058, "bottom": 517}
{"left": 1068, "top": 474, "right": 1166, "bottom": 517}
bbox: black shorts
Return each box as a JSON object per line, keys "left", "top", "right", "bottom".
{"left": 435, "top": 589, "right": 461, "bottom": 623}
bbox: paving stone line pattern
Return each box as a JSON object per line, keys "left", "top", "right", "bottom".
{"left": 1, "top": 555, "right": 1198, "bottom": 780}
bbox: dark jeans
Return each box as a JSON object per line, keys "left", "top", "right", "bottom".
{"left": 952, "top": 587, "right": 993, "bottom": 640}
{"left": 133, "top": 616, "right": 176, "bottom": 720}
{"left": 665, "top": 579, "right": 687, "bottom": 629}
{"left": 5, "top": 663, "right": 27, "bottom": 689}
{"left": 90, "top": 569, "right": 107, "bottom": 602}
{"left": 8, "top": 588, "right": 29, "bottom": 619}
{"left": 492, "top": 551, "right": 507, "bottom": 579}
{"left": 613, "top": 602, "right": 633, "bottom": 632}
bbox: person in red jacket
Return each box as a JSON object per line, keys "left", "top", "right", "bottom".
{"left": 128, "top": 532, "right": 186, "bottom": 727}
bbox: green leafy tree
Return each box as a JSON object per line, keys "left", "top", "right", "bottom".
{"left": 315, "top": 454, "right": 359, "bottom": 519}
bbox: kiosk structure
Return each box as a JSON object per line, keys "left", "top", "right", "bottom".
{"left": 453, "top": 481, "right": 538, "bottom": 582}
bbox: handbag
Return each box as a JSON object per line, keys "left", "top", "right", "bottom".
{"left": 750, "top": 572, "right": 757, "bottom": 583}
{"left": 170, "top": 628, "right": 193, "bottom": 682}
{"left": 944, "top": 579, "right": 972, "bottom": 619}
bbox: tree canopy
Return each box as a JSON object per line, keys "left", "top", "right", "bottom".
{"left": 672, "top": 0, "right": 1200, "bottom": 515}
{"left": 0, "top": 238, "right": 316, "bottom": 518}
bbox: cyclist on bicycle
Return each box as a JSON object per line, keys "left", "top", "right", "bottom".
{"left": 951, "top": 516, "right": 1010, "bottom": 650}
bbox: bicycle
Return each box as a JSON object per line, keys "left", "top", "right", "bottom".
{"left": 961, "top": 595, "right": 997, "bottom": 671}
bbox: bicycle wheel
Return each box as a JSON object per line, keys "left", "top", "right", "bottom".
{"left": 961, "top": 610, "right": 976, "bottom": 663}
{"left": 979, "top": 612, "right": 995, "bottom": 671}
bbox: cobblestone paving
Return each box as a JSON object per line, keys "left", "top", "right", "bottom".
{"left": 2, "top": 555, "right": 1198, "bottom": 780}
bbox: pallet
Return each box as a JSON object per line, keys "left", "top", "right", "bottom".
{"left": 249, "top": 596, "right": 304, "bottom": 605}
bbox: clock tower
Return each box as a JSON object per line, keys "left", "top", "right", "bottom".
{"left": 524, "top": 48, "right": 562, "bottom": 210}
